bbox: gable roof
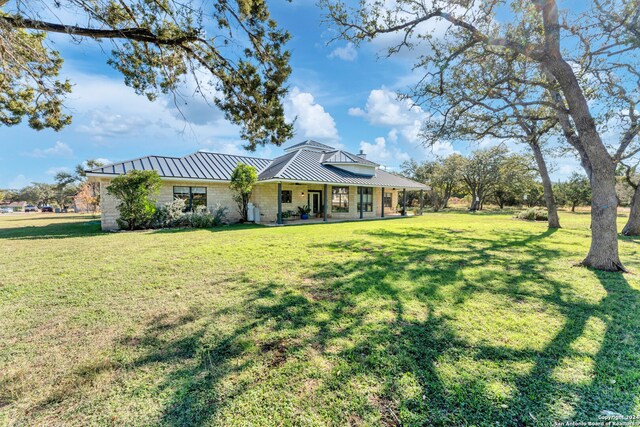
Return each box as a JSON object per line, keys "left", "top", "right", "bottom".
{"left": 87, "top": 142, "right": 428, "bottom": 189}
{"left": 321, "top": 150, "right": 379, "bottom": 167}
{"left": 284, "top": 140, "right": 335, "bottom": 153}
{"left": 258, "top": 149, "right": 427, "bottom": 189}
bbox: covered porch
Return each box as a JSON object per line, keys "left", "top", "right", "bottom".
{"left": 252, "top": 181, "right": 427, "bottom": 225}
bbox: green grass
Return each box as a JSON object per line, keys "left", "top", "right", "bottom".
{"left": 1, "top": 211, "right": 639, "bottom": 426}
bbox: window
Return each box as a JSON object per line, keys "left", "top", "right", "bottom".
{"left": 383, "top": 192, "right": 392, "bottom": 208}
{"left": 357, "top": 187, "right": 374, "bottom": 212}
{"left": 331, "top": 186, "right": 349, "bottom": 212}
{"left": 173, "top": 186, "right": 207, "bottom": 211}
{"left": 281, "top": 190, "right": 292, "bottom": 204}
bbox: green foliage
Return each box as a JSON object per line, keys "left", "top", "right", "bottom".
{"left": 1, "top": 0, "right": 293, "bottom": 146}
{"left": 152, "top": 198, "right": 187, "bottom": 228}
{"left": 297, "top": 205, "right": 311, "bottom": 216}
{"left": 106, "top": 170, "right": 162, "bottom": 230}
{"left": 401, "top": 155, "right": 464, "bottom": 211}
{"left": 493, "top": 154, "right": 539, "bottom": 208}
{"left": 515, "top": 207, "right": 549, "bottom": 221}
{"left": 153, "top": 199, "right": 227, "bottom": 228}
{"left": 0, "top": 28, "right": 72, "bottom": 130}
{"left": 17, "top": 183, "right": 56, "bottom": 206}
{"left": 554, "top": 173, "right": 592, "bottom": 211}
{"left": 230, "top": 164, "right": 258, "bottom": 221}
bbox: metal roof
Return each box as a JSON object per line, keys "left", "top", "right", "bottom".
{"left": 284, "top": 140, "right": 335, "bottom": 152}
{"left": 258, "top": 149, "right": 428, "bottom": 189}
{"left": 87, "top": 152, "right": 272, "bottom": 180}
{"left": 321, "top": 150, "right": 379, "bottom": 166}
{"left": 87, "top": 144, "right": 428, "bottom": 189}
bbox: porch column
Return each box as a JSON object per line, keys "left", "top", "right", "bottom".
{"left": 402, "top": 188, "right": 407, "bottom": 216}
{"left": 277, "top": 182, "right": 282, "bottom": 225}
{"left": 359, "top": 186, "right": 363, "bottom": 219}
{"left": 381, "top": 187, "right": 385, "bottom": 218}
{"left": 419, "top": 189, "right": 424, "bottom": 215}
{"left": 323, "top": 184, "right": 328, "bottom": 222}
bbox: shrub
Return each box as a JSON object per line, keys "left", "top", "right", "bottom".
{"left": 152, "top": 198, "right": 187, "bottom": 228}
{"left": 515, "top": 208, "right": 548, "bottom": 221}
{"left": 152, "top": 200, "right": 227, "bottom": 229}
{"left": 107, "top": 170, "right": 162, "bottom": 230}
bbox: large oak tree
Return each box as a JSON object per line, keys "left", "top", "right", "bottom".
{"left": 323, "top": 0, "right": 640, "bottom": 271}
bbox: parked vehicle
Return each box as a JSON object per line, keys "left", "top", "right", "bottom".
{"left": 41, "top": 206, "right": 54, "bottom": 213}
{"left": 0, "top": 207, "right": 14, "bottom": 214}
{"left": 25, "top": 205, "right": 38, "bottom": 212}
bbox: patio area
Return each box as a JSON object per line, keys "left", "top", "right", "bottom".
{"left": 262, "top": 212, "right": 419, "bottom": 226}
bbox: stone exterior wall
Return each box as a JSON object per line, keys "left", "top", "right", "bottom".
{"left": 93, "top": 176, "right": 404, "bottom": 230}
{"left": 95, "top": 178, "right": 243, "bottom": 230}
{"left": 250, "top": 183, "right": 401, "bottom": 223}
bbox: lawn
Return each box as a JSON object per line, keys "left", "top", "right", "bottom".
{"left": 1, "top": 211, "right": 639, "bottom": 426}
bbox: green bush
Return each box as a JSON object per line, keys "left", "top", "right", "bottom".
{"left": 515, "top": 208, "right": 548, "bottom": 221}
{"left": 152, "top": 201, "right": 228, "bottom": 229}
{"left": 152, "top": 198, "right": 187, "bottom": 228}
{"left": 107, "top": 170, "right": 162, "bottom": 230}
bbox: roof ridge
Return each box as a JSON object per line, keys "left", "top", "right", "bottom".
{"left": 273, "top": 149, "right": 303, "bottom": 179}
{"left": 193, "top": 150, "right": 272, "bottom": 161}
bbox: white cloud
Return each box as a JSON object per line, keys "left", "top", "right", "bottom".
{"left": 46, "top": 166, "right": 71, "bottom": 175}
{"left": 388, "top": 128, "right": 398, "bottom": 143}
{"left": 285, "top": 87, "right": 339, "bottom": 141}
{"left": 359, "top": 137, "right": 410, "bottom": 165}
{"left": 64, "top": 69, "right": 240, "bottom": 144}
{"left": 329, "top": 43, "right": 358, "bottom": 61}
{"left": 7, "top": 174, "right": 30, "bottom": 189}
{"left": 349, "top": 88, "right": 426, "bottom": 127}
{"left": 24, "top": 141, "right": 74, "bottom": 158}
{"left": 77, "top": 110, "right": 151, "bottom": 140}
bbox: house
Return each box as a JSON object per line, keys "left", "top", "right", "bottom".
{"left": 86, "top": 140, "right": 429, "bottom": 230}
{"left": 0, "top": 201, "right": 27, "bottom": 212}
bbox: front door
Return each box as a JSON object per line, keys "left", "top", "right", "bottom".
{"left": 309, "top": 191, "right": 322, "bottom": 214}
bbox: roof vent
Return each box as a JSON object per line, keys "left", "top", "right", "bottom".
{"left": 358, "top": 149, "right": 367, "bottom": 159}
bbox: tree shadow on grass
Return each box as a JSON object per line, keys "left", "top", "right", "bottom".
{"left": 17, "top": 226, "right": 638, "bottom": 426}
{"left": 132, "top": 225, "right": 637, "bottom": 426}
{"left": 0, "top": 220, "right": 104, "bottom": 240}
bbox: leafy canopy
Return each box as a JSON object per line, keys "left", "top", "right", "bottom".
{"left": 0, "top": 0, "right": 293, "bottom": 149}
{"left": 230, "top": 163, "right": 258, "bottom": 221}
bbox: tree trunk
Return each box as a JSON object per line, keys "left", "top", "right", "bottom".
{"left": 529, "top": 140, "right": 561, "bottom": 228}
{"left": 470, "top": 190, "right": 478, "bottom": 211}
{"left": 622, "top": 185, "right": 640, "bottom": 236}
{"left": 539, "top": 0, "right": 624, "bottom": 271}
{"left": 571, "top": 203, "right": 576, "bottom": 212}
{"left": 582, "top": 164, "right": 625, "bottom": 271}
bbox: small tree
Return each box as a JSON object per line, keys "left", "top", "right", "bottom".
{"left": 556, "top": 173, "right": 592, "bottom": 212}
{"left": 230, "top": 164, "right": 258, "bottom": 222}
{"left": 107, "top": 170, "right": 162, "bottom": 230}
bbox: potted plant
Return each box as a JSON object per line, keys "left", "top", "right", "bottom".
{"left": 297, "top": 205, "right": 311, "bottom": 220}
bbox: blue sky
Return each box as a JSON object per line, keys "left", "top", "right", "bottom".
{"left": 0, "top": 0, "right": 584, "bottom": 189}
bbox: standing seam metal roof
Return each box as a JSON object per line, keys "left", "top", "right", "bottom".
{"left": 88, "top": 146, "right": 427, "bottom": 189}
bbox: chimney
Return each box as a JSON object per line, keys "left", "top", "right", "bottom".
{"left": 358, "top": 149, "right": 367, "bottom": 159}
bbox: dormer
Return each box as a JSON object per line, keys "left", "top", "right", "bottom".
{"left": 284, "top": 140, "right": 336, "bottom": 153}
{"left": 321, "top": 150, "right": 378, "bottom": 176}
